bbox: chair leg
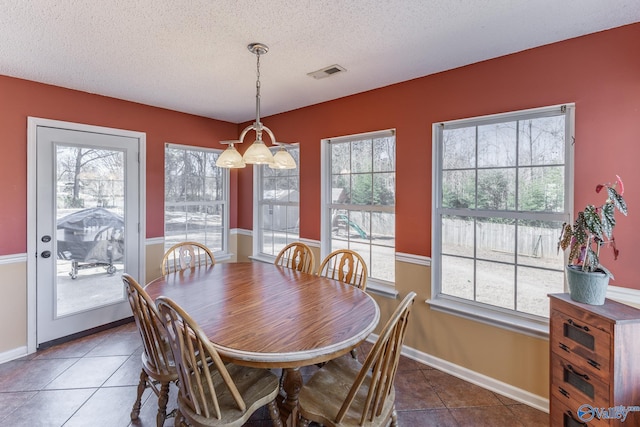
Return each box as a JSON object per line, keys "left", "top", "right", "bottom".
{"left": 390, "top": 406, "right": 398, "bottom": 427}
{"left": 267, "top": 400, "right": 283, "bottom": 427}
{"left": 130, "top": 369, "right": 148, "bottom": 420}
{"left": 156, "top": 381, "right": 171, "bottom": 427}
{"left": 174, "top": 409, "right": 185, "bottom": 427}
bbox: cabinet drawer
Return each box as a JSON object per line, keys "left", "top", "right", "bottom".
{"left": 551, "top": 354, "right": 609, "bottom": 413}
{"left": 551, "top": 397, "right": 610, "bottom": 427}
{"left": 551, "top": 309, "right": 610, "bottom": 381}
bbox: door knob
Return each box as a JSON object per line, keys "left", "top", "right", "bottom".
{"left": 41, "top": 250, "right": 51, "bottom": 258}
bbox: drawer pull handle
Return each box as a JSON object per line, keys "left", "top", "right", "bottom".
{"left": 565, "top": 410, "right": 588, "bottom": 427}
{"left": 567, "top": 318, "right": 590, "bottom": 332}
{"left": 566, "top": 364, "right": 589, "bottom": 381}
{"left": 587, "top": 359, "right": 601, "bottom": 370}
{"left": 558, "top": 343, "right": 570, "bottom": 352}
{"left": 558, "top": 387, "right": 570, "bottom": 398}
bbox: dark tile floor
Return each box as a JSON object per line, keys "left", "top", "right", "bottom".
{"left": 0, "top": 322, "right": 549, "bottom": 426}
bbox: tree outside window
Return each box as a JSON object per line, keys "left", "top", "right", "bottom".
{"left": 164, "top": 144, "right": 228, "bottom": 254}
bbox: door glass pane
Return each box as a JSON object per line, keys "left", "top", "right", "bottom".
{"left": 55, "top": 145, "right": 125, "bottom": 317}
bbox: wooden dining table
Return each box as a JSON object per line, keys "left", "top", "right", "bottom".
{"left": 144, "top": 261, "right": 380, "bottom": 423}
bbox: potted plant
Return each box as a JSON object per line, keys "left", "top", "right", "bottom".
{"left": 558, "top": 175, "right": 628, "bottom": 305}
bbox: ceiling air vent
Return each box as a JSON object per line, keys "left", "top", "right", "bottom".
{"left": 307, "top": 64, "right": 346, "bottom": 79}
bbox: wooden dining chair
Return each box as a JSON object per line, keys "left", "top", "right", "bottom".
{"left": 317, "top": 249, "right": 369, "bottom": 360}
{"left": 161, "top": 241, "right": 215, "bottom": 275}
{"left": 297, "top": 292, "right": 417, "bottom": 427}
{"left": 123, "top": 273, "right": 178, "bottom": 427}
{"left": 318, "top": 249, "right": 368, "bottom": 291}
{"left": 274, "top": 242, "right": 315, "bottom": 274}
{"left": 156, "top": 296, "right": 283, "bottom": 427}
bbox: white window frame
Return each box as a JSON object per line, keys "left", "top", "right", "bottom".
{"left": 252, "top": 145, "right": 300, "bottom": 262}
{"left": 429, "top": 104, "right": 575, "bottom": 338}
{"left": 321, "top": 129, "right": 396, "bottom": 295}
{"left": 164, "top": 143, "right": 231, "bottom": 261}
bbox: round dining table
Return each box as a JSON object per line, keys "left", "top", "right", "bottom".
{"left": 144, "top": 261, "right": 380, "bottom": 423}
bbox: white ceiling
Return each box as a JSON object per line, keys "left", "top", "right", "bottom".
{"left": 1, "top": 1, "right": 639, "bottom": 123}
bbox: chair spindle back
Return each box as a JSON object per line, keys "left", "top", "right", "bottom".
{"left": 336, "top": 291, "right": 416, "bottom": 425}
{"left": 274, "top": 242, "right": 315, "bottom": 274}
{"left": 318, "top": 249, "right": 368, "bottom": 290}
{"left": 161, "top": 241, "right": 215, "bottom": 275}
{"left": 156, "top": 296, "right": 246, "bottom": 420}
{"left": 123, "top": 274, "right": 174, "bottom": 377}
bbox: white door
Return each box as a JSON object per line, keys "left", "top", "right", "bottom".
{"left": 33, "top": 121, "right": 142, "bottom": 345}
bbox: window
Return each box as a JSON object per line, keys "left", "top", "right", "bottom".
{"left": 322, "top": 130, "right": 396, "bottom": 285}
{"left": 432, "top": 105, "right": 574, "bottom": 334}
{"left": 164, "top": 143, "right": 229, "bottom": 256}
{"left": 254, "top": 146, "right": 300, "bottom": 258}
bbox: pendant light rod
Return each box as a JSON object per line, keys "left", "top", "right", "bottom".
{"left": 216, "top": 42, "right": 297, "bottom": 169}
{"left": 249, "top": 43, "right": 267, "bottom": 128}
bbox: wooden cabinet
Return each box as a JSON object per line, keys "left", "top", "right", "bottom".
{"left": 549, "top": 293, "right": 640, "bottom": 426}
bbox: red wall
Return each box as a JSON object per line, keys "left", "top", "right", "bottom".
{"left": 0, "top": 76, "right": 239, "bottom": 253}
{"left": 2, "top": 23, "right": 639, "bottom": 288}
{"left": 236, "top": 23, "right": 640, "bottom": 289}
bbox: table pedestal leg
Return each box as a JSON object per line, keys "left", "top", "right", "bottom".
{"left": 279, "top": 367, "right": 303, "bottom": 426}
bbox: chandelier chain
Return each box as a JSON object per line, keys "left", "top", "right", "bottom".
{"left": 255, "top": 50, "right": 262, "bottom": 125}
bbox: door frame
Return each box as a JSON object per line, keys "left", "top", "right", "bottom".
{"left": 26, "top": 117, "right": 146, "bottom": 353}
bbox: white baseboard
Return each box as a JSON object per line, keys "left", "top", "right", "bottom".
{"left": 367, "top": 334, "right": 549, "bottom": 413}
{"left": 0, "top": 346, "right": 28, "bottom": 364}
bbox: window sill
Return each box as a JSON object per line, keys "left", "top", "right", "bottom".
{"left": 248, "top": 254, "right": 276, "bottom": 264}
{"left": 426, "top": 296, "right": 549, "bottom": 339}
{"left": 214, "top": 252, "right": 233, "bottom": 263}
{"left": 366, "top": 280, "right": 399, "bottom": 299}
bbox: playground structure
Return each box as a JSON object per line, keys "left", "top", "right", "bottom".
{"left": 332, "top": 213, "right": 368, "bottom": 239}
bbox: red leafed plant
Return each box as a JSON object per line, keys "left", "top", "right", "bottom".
{"left": 558, "top": 176, "right": 628, "bottom": 278}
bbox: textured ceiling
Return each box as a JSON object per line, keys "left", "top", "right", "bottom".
{"left": 1, "top": 1, "right": 639, "bottom": 123}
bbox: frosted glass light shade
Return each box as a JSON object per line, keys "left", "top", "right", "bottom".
{"left": 215, "top": 145, "right": 246, "bottom": 168}
{"left": 243, "top": 140, "right": 275, "bottom": 164}
{"left": 270, "top": 147, "right": 296, "bottom": 169}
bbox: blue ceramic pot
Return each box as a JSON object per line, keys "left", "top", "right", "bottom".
{"left": 566, "top": 265, "right": 609, "bottom": 305}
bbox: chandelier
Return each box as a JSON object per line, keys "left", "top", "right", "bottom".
{"left": 215, "top": 43, "right": 297, "bottom": 169}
